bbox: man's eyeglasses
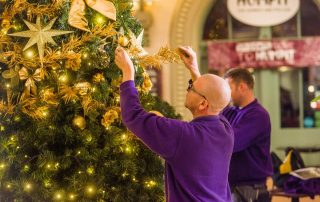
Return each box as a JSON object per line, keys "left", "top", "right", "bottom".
{"left": 187, "top": 79, "right": 207, "bottom": 100}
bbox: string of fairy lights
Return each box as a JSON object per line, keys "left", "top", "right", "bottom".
{"left": 0, "top": 130, "right": 159, "bottom": 200}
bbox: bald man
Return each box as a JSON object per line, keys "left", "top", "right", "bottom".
{"left": 115, "top": 46, "right": 234, "bottom": 202}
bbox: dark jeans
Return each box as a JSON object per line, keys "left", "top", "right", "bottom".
{"left": 231, "top": 184, "right": 270, "bottom": 202}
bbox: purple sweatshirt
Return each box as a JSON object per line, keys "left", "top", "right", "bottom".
{"left": 222, "top": 99, "right": 273, "bottom": 187}
{"left": 120, "top": 81, "right": 234, "bottom": 202}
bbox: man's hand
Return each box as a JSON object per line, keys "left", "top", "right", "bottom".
{"left": 178, "top": 46, "right": 201, "bottom": 80}
{"left": 115, "top": 46, "right": 135, "bottom": 82}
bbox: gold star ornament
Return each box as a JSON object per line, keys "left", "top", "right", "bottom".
{"left": 8, "top": 16, "right": 73, "bottom": 66}
{"left": 129, "top": 29, "right": 148, "bottom": 56}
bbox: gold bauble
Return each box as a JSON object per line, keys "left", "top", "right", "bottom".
{"left": 118, "top": 35, "right": 129, "bottom": 47}
{"left": 72, "top": 115, "right": 86, "bottom": 130}
{"left": 74, "top": 82, "right": 92, "bottom": 96}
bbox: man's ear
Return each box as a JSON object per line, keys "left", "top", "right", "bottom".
{"left": 238, "top": 82, "right": 247, "bottom": 91}
{"left": 198, "top": 100, "right": 208, "bottom": 111}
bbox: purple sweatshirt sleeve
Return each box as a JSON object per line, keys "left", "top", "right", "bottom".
{"left": 120, "top": 80, "right": 184, "bottom": 160}
{"left": 232, "top": 109, "right": 270, "bottom": 152}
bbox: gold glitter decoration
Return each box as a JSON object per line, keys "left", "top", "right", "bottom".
{"left": 141, "top": 72, "right": 152, "bottom": 93}
{"left": 7, "top": 16, "right": 73, "bottom": 66}
{"left": 92, "top": 73, "right": 105, "bottom": 83}
{"left": 74, "top": 82, "right": 92, "bottom": 96}
{"left": 101, "top": 108, "right": 119, "bottom": 128}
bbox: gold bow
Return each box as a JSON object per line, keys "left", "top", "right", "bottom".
{"left": 19, "top": 67, "right": 44, "bottom": 97}
{"left": 68, "top": 0, "right": 117, "bottom": 32}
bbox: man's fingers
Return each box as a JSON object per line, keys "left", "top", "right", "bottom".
{"left": 178, "top": 46, "right": 194, "bottom": 58}
{"left": 178, "top": 48, "right": 190, "bottom": 58}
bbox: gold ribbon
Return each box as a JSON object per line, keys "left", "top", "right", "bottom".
{"left": 68, "top": 0, "right": 117, "bottom": 32}
{"left": 19, "top": 67, "right": 44, "bottom": 97}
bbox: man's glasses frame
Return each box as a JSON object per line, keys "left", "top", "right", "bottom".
{"left": 187, "top": 79, "right": 207, "bottom": 100}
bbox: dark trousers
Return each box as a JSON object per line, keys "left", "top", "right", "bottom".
{"left": 231, "top": 184, "right": 270, "bottom": 202}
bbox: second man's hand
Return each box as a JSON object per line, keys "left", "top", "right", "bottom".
{"left": 178, "top": 46, "right": 201, "bottom": 81}
{"left": 115, "top": 46, "right": 135, "bottom": 82}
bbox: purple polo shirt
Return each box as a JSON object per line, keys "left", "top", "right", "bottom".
{"left": 120, "top": 80, "right": 234, "bottom": 202}
{"left": 222, "top": 99, "right": 273, "bottom": 187}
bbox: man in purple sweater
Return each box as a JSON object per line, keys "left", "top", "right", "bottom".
{"left": 222, "top": 68, "right": 273, "bottom": 202}
{"left": 115, "top": 46, "right": 234, "bottom": 202}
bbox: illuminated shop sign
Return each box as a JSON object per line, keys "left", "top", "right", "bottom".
{"left": 227, "top": 0, "right": 300, "bottom": 26}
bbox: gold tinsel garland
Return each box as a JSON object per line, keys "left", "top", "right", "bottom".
{"left": 20, "top": 98, "right": 49, "bottom": 120}
{"left": 1, "top": 0, "right": 64, "bottom": 23}
{"left": 0, "top": 99, "right": 15, "bottom": 116}
{"left": 137, "top": 47, "right": 182, "bottom": 69}
{"left": 81, "top": 96, "right": 105, "bottom": 115}
{"left": 40, "top": 88, "right": 59, "bottom": 106}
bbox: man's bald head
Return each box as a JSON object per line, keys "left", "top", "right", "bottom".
{"left": 195, "top": 74, "right": 231, "bottom": 113}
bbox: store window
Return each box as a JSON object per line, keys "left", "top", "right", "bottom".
{"left": 280, "top": 67, "right": 320, "bottom": 128}
{"left": 202, "top": 0, "right": 228, "bottom": 40}
{"left": 303, "top": 68, "right": 320, "bottom": 128}
{"left": 301, "top": 0, "right": 320, "bottom": 36}
{"left": 232, "top": 18, "right": 259, "bottom": 39}
{"left": 279, "top": 69, "right": 300, "bottom": 127}
{"left": 272, "top": 16, "right": 297, "bottom": 38}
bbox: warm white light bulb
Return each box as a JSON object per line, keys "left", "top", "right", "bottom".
{"left": 96, "top": 16, "right": 105, "bottom": 24}
{"left": 308, "top": 85, "right": 315, "bottom": 93}
{"left": 59, "top": 75, "right": 68, "bottom": 83}
{"left": 25, "top": 50, "right": 34, "bottom": 58}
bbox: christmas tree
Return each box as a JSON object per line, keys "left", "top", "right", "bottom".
{"left": 0, "top": 0, "right": 181, "bottom": 201}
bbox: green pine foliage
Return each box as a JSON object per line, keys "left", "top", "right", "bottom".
{"left": 0, "top": 0, "right": 180, "bottom": 201}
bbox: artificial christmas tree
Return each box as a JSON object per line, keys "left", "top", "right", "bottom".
{"left": 0, "top": 0, "right": 181, "bottom": 201}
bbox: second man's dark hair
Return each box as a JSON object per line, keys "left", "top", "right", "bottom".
{"left": 224, "top": 68, "right": 254, "bottom": 89}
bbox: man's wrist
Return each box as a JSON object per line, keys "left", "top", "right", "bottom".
{"left": 189, "top": 69, "right": 201, "bottom": 80}
{"left": 122, "top": 72, "right": 134, "bottom": 82}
